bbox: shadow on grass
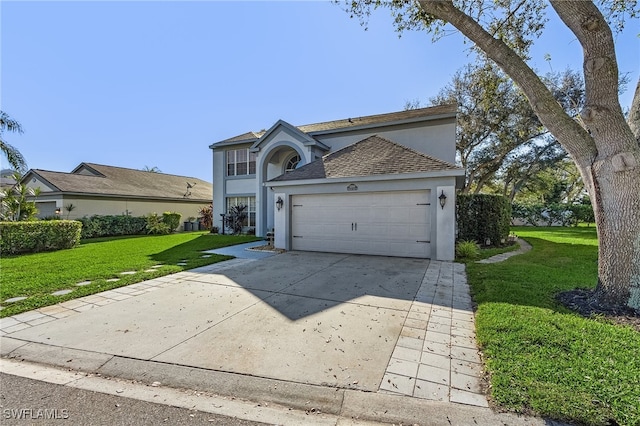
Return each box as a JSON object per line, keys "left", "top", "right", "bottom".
{"left": 467, "top": 236, "right": 598, "bottom": 313}
{"left": 150, "top": 234, "right": 260, "bottom": 265}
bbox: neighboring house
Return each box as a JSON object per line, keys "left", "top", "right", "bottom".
{"left": 0, "top": 169, "right": 17, "bottom": 190}
{"left": 21, "top": 163, "right": 212, "bottom": 229}
{"left": 210, "top": 105, "right": 464, "bottom": 260}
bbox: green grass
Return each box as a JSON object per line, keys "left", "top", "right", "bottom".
{"left": 467, "top": 227, "right": 640, "bottom": 425}
{"left": 0, "top": 232, "right": 259, "bottom": 318}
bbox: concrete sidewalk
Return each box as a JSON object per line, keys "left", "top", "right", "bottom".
{"left": 1, "top": 249, "right": 550, "bottom": 425}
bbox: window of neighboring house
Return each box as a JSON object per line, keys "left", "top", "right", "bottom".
{"left": 284, "top": 154, "right": 301, "bottom": 173}
{"left": 226, "top": 196, "right": 256, "bottom": 227}
{"left": 226, "top": 149, "right": 256, "bottom": 176}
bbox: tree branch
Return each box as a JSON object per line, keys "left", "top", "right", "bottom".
{"left": 549, "top": 1, "right": 632, "bottom": 156}
{"left": 417, "top": 0, "right": 596, "bottom": 166}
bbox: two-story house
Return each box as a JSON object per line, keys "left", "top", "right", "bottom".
{"left": 209, "top": 105, "right": 463, "bottom": 260}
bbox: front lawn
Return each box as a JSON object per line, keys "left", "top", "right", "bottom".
{"left": 465, "top": 226, "right": 640, "bottom": 426}
{"left": 0, "top": 232, "right": 259, "bottom": 318}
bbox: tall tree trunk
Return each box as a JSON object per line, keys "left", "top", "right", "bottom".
{"left": 592, "top": 150, "right": 640, "bottom": 308}
{"left": 418, "top": 0, "right": 640, "bottom": 310}
{"left": 629, "top": 80, "right": 640, "bottom": 143}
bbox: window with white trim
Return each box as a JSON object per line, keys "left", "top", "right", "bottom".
{"left": 226, "top": 149, "right": 256, "bottom": 176}
{"left": 284, "top": 154, "right": 300, "bottom": 173}
{"left": 226, "top": 196, "right": 256, "bottom": 227}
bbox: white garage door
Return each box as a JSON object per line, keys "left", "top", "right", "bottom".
{"left": 291, "top": 190, "right": 431, "bottom": 258}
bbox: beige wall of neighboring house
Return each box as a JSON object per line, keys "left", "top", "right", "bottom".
{"left": 33, "top": 194, "right": 206, "bottom": 225}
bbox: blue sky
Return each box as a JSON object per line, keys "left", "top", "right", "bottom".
{"left": 1, "top": 1, "right": 638, "bottom": 182}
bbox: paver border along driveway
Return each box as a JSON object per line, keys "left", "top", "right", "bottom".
{"left": 0, "top": 249, "right": 486, "bottom": 408}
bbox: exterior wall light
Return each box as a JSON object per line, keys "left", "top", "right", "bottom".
{"left": 276, "top": 196, "right": 284, "bottom": 211}
{"left": 55, "top": 208, "right": 61, "bottom": 215}
{"left": 439, "top": 190, "right": 447, "bottom": 209}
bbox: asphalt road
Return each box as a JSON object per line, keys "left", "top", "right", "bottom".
{"left": 0, "top": 373, "right": 267, "bottom": 426}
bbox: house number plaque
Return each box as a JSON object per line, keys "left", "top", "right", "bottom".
{"left": 347, "top": 184, "right": 358, "bottom": 191}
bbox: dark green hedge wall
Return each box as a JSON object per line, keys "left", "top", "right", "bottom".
{"left": 77, "top": 215, "right": 147, "bottom": 239}
{"left": 0, "top": 220, "right": 82, "bottom": 255}
{"left": 457, "top": 194, "right": 511, "bottom": 246}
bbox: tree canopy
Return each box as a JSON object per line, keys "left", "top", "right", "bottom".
{"left": 426, "top": 61, "right": 584, "bottom": 197}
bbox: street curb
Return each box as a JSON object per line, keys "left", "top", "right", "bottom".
{"left": 1, "top": 338, "right": 557, "bottom": 426}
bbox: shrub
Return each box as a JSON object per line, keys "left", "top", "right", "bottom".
{"left": 0, "top": 220, "right": 82, "bottom": 255}
{"left": 567, "top": 204, "right": 595, "bottom": 226}
{"left": 199, "top": 204, "right": 213, "bottom": 230}
{"left": 162, "top": 212, "right": 181, "bottom": 232}
{"left": 456, "top": 240, "right": 479, "bottom": 260}
{"left": 146, "top": 213, "right": 171, "bottom": 235}
{"left": 225, "top": 205, "right": 248, "bottom": 235}
{"left": 457, "top": 194, "right": 511, "bottom": 246}
{"left": 78, "top": 215, "right": 147, "bottom": 239}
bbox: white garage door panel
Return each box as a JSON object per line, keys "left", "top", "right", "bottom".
{"left": 291, "top": 191, "right": 431, "bottom": 258}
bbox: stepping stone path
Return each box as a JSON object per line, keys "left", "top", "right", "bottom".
{"left": 75, "top": 281, "right": 92, "bottom": 286}
{"left": 51, "top": 289, "right": 73, "bottom": 296}
{"left": 4, "top": 296, "right": 27, "bottom": 303}
{"left": 144, "top": 269, "right": 156, "bottom": 273}
{"left": 119, "top": 271, "right": 137, "bottom": 275}
{"left": 475, "top": 238, "right": 532, "bottom": 264}
{"left": 201, "top": 255, "right": 211, "bottom": 258}
{"left": 106, "top": 278, "right": 120, "bottom": 283}
{"left": 176, "top": 262, "right": 187, "bottom": 266}
{"left": 150, "top": 264, "right": 163, "bottom": 268}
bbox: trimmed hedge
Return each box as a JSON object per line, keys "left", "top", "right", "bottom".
{"left": 162, "top": 212, "right": 181, "bottom": 232}
{"left": 0, "top": 220, "right": 82, "bottom": 255}
{"left": 78, "top": 215, "right": 147, "bottom": 239}
{"left": 457, "top": 194, "right": 511, "bottom": 246}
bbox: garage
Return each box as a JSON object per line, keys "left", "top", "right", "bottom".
{"left": 290, "top": 190, "right": 431, "bottom": 258}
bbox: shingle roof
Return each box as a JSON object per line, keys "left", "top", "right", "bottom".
{"left": 298, "top": 104, "right": 457, "bottom": 134}
{"left": 213, "top": 104, "right": 456, "bottom": 147}
{"left": 218, "top": 131, "right": 264, "bottom": 144}
{"left": 26, "top": 163, "right": 212, "bottom": 201}
{"left": 269, "top": 135, "right": 462, "bottom": 182}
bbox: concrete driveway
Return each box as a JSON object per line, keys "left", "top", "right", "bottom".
{"left": 1, "top": 248, "right": 497, "bottom": 423}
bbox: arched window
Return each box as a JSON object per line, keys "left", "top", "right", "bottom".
{"left": 284, "top": 154, "right": 300, "bottom": 173}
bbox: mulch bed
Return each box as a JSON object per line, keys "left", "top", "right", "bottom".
{"left": 557, "top": 289, "right": 640, "bottom": 332}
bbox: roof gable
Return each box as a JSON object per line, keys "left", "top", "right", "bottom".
{"left": 246, "top": 120, "right": 328, "bottom": 151}
{"left": 269, "top": 135, "right": 462, "bottom": 182}
{"left": 249, "top": 120, "right": 329, "bottom": 152}
{"left": 71, "top": 163, "right": 105, "bottom": 177}
{"left": 21, "top": 170, "right": 61, "bottom": 192}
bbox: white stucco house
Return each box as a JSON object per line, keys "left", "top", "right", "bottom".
{"left": 209, "top": 104, "right": 464, "bottom": 260}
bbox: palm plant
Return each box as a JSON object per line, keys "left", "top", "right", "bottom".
{"left": 142, "top": 165, "right": 161, "bottom": 173}
{"left": 64, "top": 203, "right": 76, "bottom": 219}
{"left": 0, "top": 111, "right": 27, "bottom": 173}
{"left": 0, "top": 173, "right": 39, "bottom": 221}
{"left": 225, "top": 204, "right": 247, "bottom": 235}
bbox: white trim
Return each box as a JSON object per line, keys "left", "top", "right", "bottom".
{"left": 266, "top": 169, "right": 465, "bottom": 188}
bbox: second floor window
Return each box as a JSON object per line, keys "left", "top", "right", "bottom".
{"left": 227, "top": 149, "right": 256, "bottom": 176}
